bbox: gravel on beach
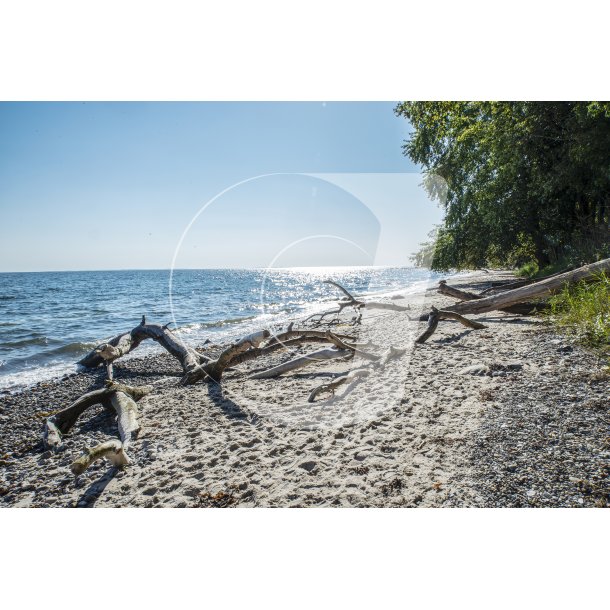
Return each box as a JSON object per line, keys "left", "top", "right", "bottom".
{"left": 1, "top": 271, "right": 608, "bottom": 508}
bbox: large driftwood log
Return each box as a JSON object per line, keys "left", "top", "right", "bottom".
{"left": 437, "top": 280, "right": 542, "bottom": 315}
{"left": 78, "top": 316, "right": 206, "bottom": 377}
{"left": 443, "top": 258, "right": 610, "bottom": 316}
{"left": 181, "top": 330, "right": 270, "bottom": 384}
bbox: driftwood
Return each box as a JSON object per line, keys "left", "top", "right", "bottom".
{"left": 442, "top": 258, "right": 610, "bottom": 316}
{"left": 305, "top": 280, "right": 410, "bottom": 324}
{"left": 78, "top": 316, "right": 206, "bottom": 378}
{"left": 43, "top": 381, "right": 151, "bottom": 450}
{"left": 307, "top": 368, "right": 371, "bottom": 402}
{"left": 70, "top": 439, "right": 129, "bottom": 476}
{"left": 181, "top": 330, "right": 270, "bottom": 384}
{"left": 110, "top": 391, "right": 140, "bottom": 447}
{"left": 306, "top": 343, "right": 406, "bottom": 402}
{"left": 249, "top": 348, "right": 353, "bottom": 379}
{"left": 415, "top": 307, "right": 487, "bottom": 344}
{"left": 437, "top": 280, "right": 542, "bottom": 315}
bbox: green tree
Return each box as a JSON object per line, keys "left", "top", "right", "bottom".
{"left": 395, "top": 102, "right": 610, "bottom": 271}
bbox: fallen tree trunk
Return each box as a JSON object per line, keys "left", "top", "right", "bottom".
{"left": 444, "top": 258, "right": 610, "bottom": 316}
{"left": 78, "top": 316, "right": 206, "bottom": 377}
{"left": 437, "top": 280, "right": 544, "bottom": 315}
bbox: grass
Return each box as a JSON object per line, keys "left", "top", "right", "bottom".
{"left": 546, "top": 272, "right": 610, "bottom": 353}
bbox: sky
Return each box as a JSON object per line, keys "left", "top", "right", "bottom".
{"left": 0, "top": 102, "right": 443, "bottom": 271}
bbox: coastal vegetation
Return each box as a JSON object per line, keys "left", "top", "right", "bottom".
{"left": 546, "top": 272, "right": 610, "bottom": 353}
{"left": 395, "top": 102, "right": 610, "bottom": 273}
{"left": 397, "top": 101, "right": 610, "bottom": 353}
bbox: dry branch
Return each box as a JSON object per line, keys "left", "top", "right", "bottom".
{"left": 308, "top": 368, "right": 371, "bottom": 402}
{"left": 249, "top": 348, "right": 352, "bottom": 379}
{"left": 415, "top": 307, "right": 487, "bottom": 344}
{"left": 305, "top": 280, "right": 409, "bottom": 324}
{"left": 70, "top": 439, "right": 129, "bottom": 476}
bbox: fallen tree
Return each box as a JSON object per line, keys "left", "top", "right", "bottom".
{"left": 440, "top": 258, "right": 610, "bottom": 317}
{"left": 437, "top": 280, "right": 543, "bottom": 315}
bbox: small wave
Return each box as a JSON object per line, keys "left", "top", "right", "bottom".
{"left": 44, "top": 341, "right": 98, "bottom": 357}
{"left": 0, "top": 336, "right": 58, "bottom": 350}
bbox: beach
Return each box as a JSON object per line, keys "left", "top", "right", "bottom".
{"left": 1, "top": 270, "right": 607, "bottom": 508}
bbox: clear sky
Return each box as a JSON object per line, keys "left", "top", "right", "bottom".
{"left": 0, "top": 102, "right": 443, "bottom": 271}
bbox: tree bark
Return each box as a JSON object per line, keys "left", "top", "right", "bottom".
{"left": 444, "top": 258, "right": 610, "bottom": 316}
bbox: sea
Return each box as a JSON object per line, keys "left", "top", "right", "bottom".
{"left": 0, "top": 266, "right": 448, "bottom": 391}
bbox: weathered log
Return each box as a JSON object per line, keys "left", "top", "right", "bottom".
{"left": 43, "top": 382, "right": 151, "bottom": 449}
{"left": 78, "top": 316, "right": 206, "bottom": 376}
{"left": 445, "top": 258, "right": 610, "bottom": 316}
{"left": 437, "top": 280, "right": 545, "bottom": 315}
{"left": 249, "top": 348, "right": 352, "bottom": 379}
{"left": 181, "top": 330, "right": 271, "bottom": 384}
{"left": 110, "top": 392, "right": 140, "bottom": 447}
{"left": 438, "top": 280, "right": 481, "bottom": 301}
{"left": 70, "top": 439, "right": 129, "bottom": 476}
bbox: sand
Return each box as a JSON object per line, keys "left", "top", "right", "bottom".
{"left": 1, "top": 271, "right": 608, "bottom": 508}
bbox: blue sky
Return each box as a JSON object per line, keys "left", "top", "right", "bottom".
{"left": 0, "top": 102, "right": 443, "bottom": 271}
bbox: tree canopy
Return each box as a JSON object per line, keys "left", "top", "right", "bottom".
{"left": 395, "top": 102, "right": 610, "bottom": 271}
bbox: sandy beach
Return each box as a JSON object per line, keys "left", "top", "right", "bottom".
{"left": 1, "top": 270, "right": 607, "bottom": 508}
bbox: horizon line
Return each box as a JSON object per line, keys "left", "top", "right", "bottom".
{"left": 0, "top": 264, "right": 417, "bottom": 274}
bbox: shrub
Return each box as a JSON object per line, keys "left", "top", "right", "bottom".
{"left": 547, "top": 272, "right": 610, "bottom": 352}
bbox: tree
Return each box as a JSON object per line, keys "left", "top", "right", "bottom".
{"left": 395, "top": 102, "right": 610, "bottom": 271}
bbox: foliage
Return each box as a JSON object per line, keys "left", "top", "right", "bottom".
{"left": 410, "top": 227, "right": 439, "bottom": 268}
{"left": 395, "top": 102, "right": 610, "bottom": 271}
{"left": 547, "top": 272, "right": 610, "bottom": 351}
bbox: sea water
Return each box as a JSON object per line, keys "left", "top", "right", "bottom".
{"left": 0, "top": 266, "right": 446, "bottom": 390}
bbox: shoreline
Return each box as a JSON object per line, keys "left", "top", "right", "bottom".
{"left": 0, "top": 268, "right": 457, "bottom": 394}
{"left": 1, "top": 270, "right": 607, "bottom": 508}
